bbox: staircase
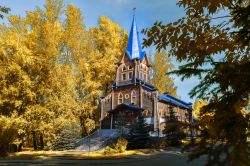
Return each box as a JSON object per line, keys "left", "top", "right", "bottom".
{"left": 75, "top": 129, "right": 119, "bottom": 152}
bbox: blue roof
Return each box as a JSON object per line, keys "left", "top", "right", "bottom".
{"left": 126, "top": 16, "right": 145, "bottom": 60}
{"left": 142, "top": 84, "right": 157, "bottom": 91}
{"left": 108, "top": 103, "right": 144, "bottom": 113}
{"left": 158, "top": 94, "right": 192, "bottom": 110}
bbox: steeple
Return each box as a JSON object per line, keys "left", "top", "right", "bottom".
{"left": 126, "top": 10, "right": 145, "bottom": 60}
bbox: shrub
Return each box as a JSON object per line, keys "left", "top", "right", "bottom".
{"left": 104, "top": 137, "right": 128, "bottom": 155}
{"left": 164, "top": 120, "right": 186, "bottom": 146}
{"left": 114, "top": 137, "right": 128, "bottom": 153}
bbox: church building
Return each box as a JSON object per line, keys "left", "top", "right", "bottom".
{"left": 100, "top": 15, "right": 192, "bottom": 136}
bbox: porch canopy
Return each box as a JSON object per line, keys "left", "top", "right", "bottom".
{"left": 108, "top": 103, "right": 144, "bottom": 113}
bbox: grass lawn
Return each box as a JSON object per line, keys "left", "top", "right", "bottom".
{"left": 3, "top": 149, "right": 155, "bottom": 160}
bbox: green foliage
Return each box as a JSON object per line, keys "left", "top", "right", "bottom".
{"left": 143, "top": 0, "right": 250, "bottom": 165}
{"left": 104, "top": 137, "right": 128, "bottom": 155}
{"left": 163, "top": 119, "right": 186, "bottom": 146}
{"left": 0, "top": 5, "right": 10, "bottom": 19}
{"left": 52, "top": 124, "right": 81, "bottom": 150}
{"left": 127, "top": 111, "right": 150, "bottom": 149}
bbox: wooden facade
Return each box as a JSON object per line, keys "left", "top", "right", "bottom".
{"left": 100, "top": 15, "right": 192, "bottom": 136}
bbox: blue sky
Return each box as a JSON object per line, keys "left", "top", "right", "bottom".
{"left": 0, "top": 0, "right": 200, "bottom": 103}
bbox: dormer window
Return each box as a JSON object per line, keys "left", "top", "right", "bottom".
{"left": 128, "top": 65, "right": 133, "bottom": 70}
{"left": 122, "top": 65, "right": 126, "bottom": 71}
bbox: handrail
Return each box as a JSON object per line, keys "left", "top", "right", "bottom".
{"left": 75, "top": 129, "right": 100, "bottom": 146}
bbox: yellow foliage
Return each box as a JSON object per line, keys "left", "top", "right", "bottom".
{"left": 150, "top": 51, "right": 177, "bottom": 96}
{"left": 0, "top": 0, "right": 128, "bottom": 148}
{"left": 192, "top": 99, "right": 209, "bottom": 119}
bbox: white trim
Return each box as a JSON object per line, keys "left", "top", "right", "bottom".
{"left": 125, "top": 94, "right": 130, "bottom": 99}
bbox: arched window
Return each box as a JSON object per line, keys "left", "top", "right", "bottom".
{"left": 131, "top": 90, "right": 136, "bottom": 104}
{"left": 128, "top": 65, "right": 133, "bottom": 70}
{"left": 118, "top": 93, "right": 123, "bottom": 104}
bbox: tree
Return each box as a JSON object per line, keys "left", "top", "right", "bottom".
{"left": 0, "top": 0, "right": 80, "bottom": 150}
{"left": 0, "top": 5, "right": 10, "bottom": 19}
{"left": 164, "top": 119, "right": 185, "bottom": 146}
{"left": 0, "top": 0, "right": 129, "bottom": 152}
{"left": 143, "top": 0, "right": 250, "bottom": 165}
{"left": 0, "top": 115, "right": 26, "bottom": 156}
{"left": 150, "top": 51, "right": 177, "bottom": 96}
{"left": 52, "top": 124, "right": 81, "bottom": 150}
{"left": 127, "top": 111, "right": 150, "bottom": 149}
{"left": 89, "top": 16, "right": 127, "bottom": 92}
{"left": 192, "top": 99, "right": 208, "bottom": 119}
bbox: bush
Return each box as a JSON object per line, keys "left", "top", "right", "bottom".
{"left": 164, "top": 120, "right": 186, "bottom": 146}
{"left": 104, "top": 137, "right": 128, "bottom": 155}
{"left": 114, "top": 137, "right": 128, "bottom": 153}
{"left": 149, "top": 138, "right": 168, "bottom": 149}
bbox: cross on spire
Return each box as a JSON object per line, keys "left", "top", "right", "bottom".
{"left": 133, "top": 7, "right": 136, "bottom": 16}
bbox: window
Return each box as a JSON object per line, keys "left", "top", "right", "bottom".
{"left": 122, "top": 65, "right": 126, "bottom": 71}
{"left": 118, "top": 93, "right": 123, "bottom": 104}
{"left": 131, "top": 90, "right": 136, "bottom": 104}
{"left": 144, "top": 73, "right": 147, "bottom": 81}
{"left": 128, "top": 65, "right": 133, "bottom": 70}
{"left": 128, "top": 72, "right": 133, "bottom": 80}
{"left": 141, "top": 64, "right": 146, "bottom": 71}
{"left": 122, "top": 73, "right": 126, "bottom": 81}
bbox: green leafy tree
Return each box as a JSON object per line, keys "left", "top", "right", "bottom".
{"left": 143, "top": 0, "right": 250, "bottom": 165}
{"left": 0, "top": 5, "right": 10, "bottom": 19}
{"left": 150, "top": 51, "right": 177, "bottom": 96}
{"left": 127, "top": 111, "right": 150, "bottom": 149}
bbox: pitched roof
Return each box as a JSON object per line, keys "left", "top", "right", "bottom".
{"left": 125, "top": 16, "right": 145, "bottom": 60}
{"left": 158, "top": 94, "right": 192, "bottom": 110}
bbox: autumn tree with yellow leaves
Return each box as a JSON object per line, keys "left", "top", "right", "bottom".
{"left": 143, "top": 0, "right": 250, "bottom": 165}
{"left": 0, "top": 0, "right": 127, "bottom": 155}
{"left": 150, "top": 51, "right": 177, "bottom": 96}
{"left": 192, "top": 99, "right": 208, "bottom": 119}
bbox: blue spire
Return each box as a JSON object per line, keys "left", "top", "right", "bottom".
{"left": 126, "top": 15, "right": 145, "bottom": 60}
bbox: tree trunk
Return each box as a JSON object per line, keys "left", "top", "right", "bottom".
{"left": 32, "top": 131, "right": 37, "bottom": 150}
{"left": 40, "top": 134, "right": 44, "bottom": 150}
{"left": 18, "top": 142, "right": 23, "bottom": 152}
{"left": 80, "top": 116, "right": 87, "bottom": 137}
